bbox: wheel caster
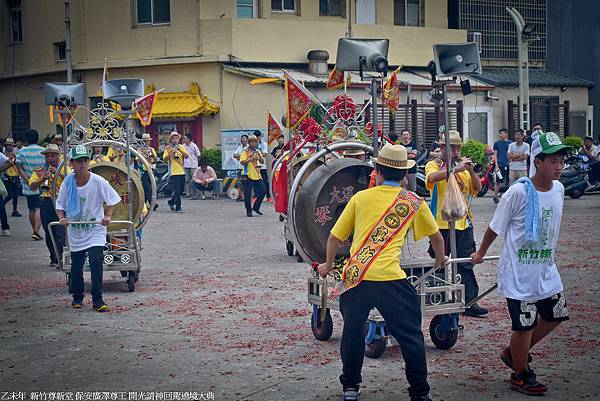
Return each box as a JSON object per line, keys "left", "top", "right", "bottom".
{"left": 311, "top": 307, "right": 333, "bottom": 341}
{"left": 364, "top": 322, "right": 386, "bottom": 359}
{"left": 286, "top": 240, "right": 294, "bottom": 256}
{"left": 127, "top": 272, "right": 136, "bottom": 292}
{"left": 429, "top": 314, "right": 459, "bottom": 350}
{"left": 296, "top": 252, "right": 303, "bottom": 263}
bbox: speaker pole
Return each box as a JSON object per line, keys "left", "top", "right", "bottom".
{"left": 442, "top": 82, "right": 458, "bottom": 295}
{"left": 370, "top": 79, "right": 379, "bottom": 157}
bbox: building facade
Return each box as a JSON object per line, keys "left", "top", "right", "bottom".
{"left": 1, "top": 0, "right": 465, "bottom": 148}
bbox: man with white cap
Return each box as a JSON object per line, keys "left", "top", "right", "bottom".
{"left": 318, "top": 143, "right": 446, "bottom": 401}
{"left": 162, "top": 131, "right": 189, "bottom": 212}
{"left": 29, "top": 144, "right": 68, "bottom": 267}
{"left": 425, "top": 130, "right": 487, "bottom": 317}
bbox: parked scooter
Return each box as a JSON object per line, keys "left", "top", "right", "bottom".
{"left": 560, "top": 153, "right": 589, "bottom": 199}
{"left": 154, "top": 160, "right": 172, "bottom": 198}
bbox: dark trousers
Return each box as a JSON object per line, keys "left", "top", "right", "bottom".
{"left": 3, "top": 178, "right": 20, "bottom": 212}
{"left": 71, "top": 246, "right": 104, "bottom": 305}
{"left": 589, "top": 160, "right": 600, "bottom": 184}
{"left": 260, "top": 169, "right": 271, "bottom": 198}
{"left": 428, "top": 226, "right": 479, "bottom": 303}
{"left": 40, "top": 198, "right": 65, "bottom": 263}
{"left": 193, "top": 181, "right": 216, "bottom": 192}
{"left": 0, "top": 195, "right": 8, "bottom": 230}
{"left": 141, "top": 171, "right": 152, "bottom": 205}
{"left": 339, "top": 280, "right": 430, "bottom": 398}
{"left": 243, "top": 178, "right": 265, "bottom": 213}
{"left": 168, "top": 175, "right": 185, "bottom": 210}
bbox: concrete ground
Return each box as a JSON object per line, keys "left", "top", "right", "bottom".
{"left": 0, "top": 192, "right": 599, "bottom": 401}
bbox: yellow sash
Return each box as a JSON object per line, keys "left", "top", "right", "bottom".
{"left": 330, "top": 188, "right": 420, "bottom": 299}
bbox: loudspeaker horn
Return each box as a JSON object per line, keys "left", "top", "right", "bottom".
{"left": 102, "top": 78, "right": 145, "bottom": 109}
{"left": 336, "top": 38, "right": 389, "bottom": 73}
{"left": 433, "top": 42, "right": 482, "bottom": 77}
{"left": 44, "top": 82, "right": 86, "bottom": 107}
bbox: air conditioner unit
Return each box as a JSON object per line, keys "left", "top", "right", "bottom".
{"left": 467, "top": 32, "right": 482, "bottom": 54}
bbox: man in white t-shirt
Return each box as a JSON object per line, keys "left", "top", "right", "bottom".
{"left": 183, "top": 134, "right": 201, "bottom": 198}
{"left": 471, "top": 133, "right": 570, "bottom": 396}
{"left": 508, "top": 128, "right": 530, "bottom": 184}
{"left": 56, "top": 145, "right": 121, "bottom": 312}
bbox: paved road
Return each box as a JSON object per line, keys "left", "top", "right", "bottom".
{"left": 1, "top": 193, "right": 599, "bottom": 401}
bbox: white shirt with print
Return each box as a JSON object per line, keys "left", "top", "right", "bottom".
{"left": 490, "top": 180, "right": 565, "bottom": 301}
{"left": 56, "top": 173, "right": 121, "bottom": 252}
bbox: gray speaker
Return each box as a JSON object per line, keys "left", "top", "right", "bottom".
{"left": 433, "top": 42, "right": 482, "bottom": 77}
{"left": 335, "top": 38, "right": 389, "bottom": 73}
{"left": 102, "top": 78, "right": 145, "bottom": 109}
{"left": 44, "top": 82, "right": 85, "bottom": 107}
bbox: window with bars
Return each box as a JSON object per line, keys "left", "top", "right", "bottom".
{"left": 394, "top": 0, "right": 421, "bottom": 27}
{"left": 320, "top": 0, "right": 345, "bottom": 17}
{"left": 458, "top": 0, "right": 547, "bottom": 61}
{"left": 8, "top": 0, "right": 23, "bottom": 44}
{"left": 11, "top": 103, "right": 30, "bottom": 137}
{"left": 272, "top": 0, "right": 296, "bottom": 13}
{"left": 237, "top": 0, "right": 257, "bottom": 18}
{"left": 136, "top": 0, "right": 170, "bottom": 25}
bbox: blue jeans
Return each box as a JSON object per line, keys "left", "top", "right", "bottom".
{"left": 71, "top": 246, "right": 104, "bottom": 305}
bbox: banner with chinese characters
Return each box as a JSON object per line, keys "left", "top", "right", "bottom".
{"left": 383, "top": 68, "right": 401, "bottom": 113}
{"left": 326, "top": 67, "right": 350, "bottom": 90}
{"left": 284, "top": 72, "right": 314, "bottom": 129}
{"left": 267, "top": 110, "right": 283, "bottom": 144}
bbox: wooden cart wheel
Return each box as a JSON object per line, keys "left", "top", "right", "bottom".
{"left": 311, "top": 308, "right": 333, "bottom": 341}
{"left": 127, "top": 272, "right": 136, "bottom": 292}
{"left": 429, "top": 314, "right": 459, "bottom": 350}
{"left": 286, "top": 241, "right": 294, "bottom": 256}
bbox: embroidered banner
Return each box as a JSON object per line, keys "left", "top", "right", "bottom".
{"left": 383, "top": 67, "right": 401, "bottom": 113}
{"left": 285, "top": 73, "right": 313, "bottom": 129}
{"left": 267, "top": 110, "right": 283, "bottom": 144}
{"left": 134, "top": 92, "right": 157, "bottom": 127}
{"left": 326, "top": 67, "right": 350, "bottom": 90}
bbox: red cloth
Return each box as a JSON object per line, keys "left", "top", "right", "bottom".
{"left": 274, "top": 158, "right": 289, "bottom": 214}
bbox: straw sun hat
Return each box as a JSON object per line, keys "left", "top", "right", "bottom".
{"left": 373, "top": 143, "right": 415, "bottom": 170}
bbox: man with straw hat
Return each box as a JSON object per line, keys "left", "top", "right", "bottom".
{"left": 162, "top": 131, "right": 189, "bottom": 212}
{"left": 29, "top": 144, "right": 69, "bottom": 267}
{"left": 425, "top": 130, "right": 487, "bottom": 317}
{"left": 2, "top": 137, "right": 22, "bottom": 217}
{"left": 239, "top": 135, "right": 265, "bottom": 217}
{"left": 318, "top": 143, "right": 447, "bottom": 401}
{"left": 138, "top": 133, "right": 158, "bottom": 207}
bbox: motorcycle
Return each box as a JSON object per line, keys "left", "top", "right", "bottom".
{"left": 153, "top": 160, "right": 172, "bottom": 198}
{"left": 476, "top": 160, "right": 501, "bottom": 197}
{"left": 560, "top": 153, "right": 589, "bottom": 199}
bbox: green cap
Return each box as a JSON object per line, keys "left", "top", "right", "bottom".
{"left": 70, "top": 144, "right": 91, "bottom": 160}
{"left": 538, "top": 132, "right": 570, "bottom": 155}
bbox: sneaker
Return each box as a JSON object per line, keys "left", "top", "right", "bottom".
{"left": 32, "top": 232, "right": 43, "bottom": 241}
{"left": 71, "top": 301, "right": 83, "bottom": 309}
{"left": 510, "top": 368, "right": 547, "bottom": 395}
{"left": 500, "top": 347, "right": 532, "bottom": 370}
{"left": 175, "top": 209, "right": 184, "bottom": 213}
{"left": 93, "top": 303, "right": 110, "bottom": 312}
{"left": 11, "top": 211, "right": 22, "bottom": 217}
{"left": 253, "top": 209, "right": 263, "bottom": 216}
{"left": 167, "top": 200, "right": 175, "bottom": 211}
{"left": 246, "top": 211, "right": 253, "bottom": 217}
{"left": 464, "top": 303, "right": 488, "bottom": 317}
{"left": 342, "top": 387, "right": 360, "bottom": 401}
{"left": 49, "top": 262, "right": 58, "bottom": 268}
{"left": 153, "top": 204, "right": 159, "bottom": 211}
{"left": 1, "top": 229, "right": 9, "bottom": 236}
{"left": 236, "top": 197, "right": 244, "bottom": 202}
{"left": 201, "top": 194, "right": 206, "bottom": 200}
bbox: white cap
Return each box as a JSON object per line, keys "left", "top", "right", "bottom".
{"left": 529, "top": 137, "right": 542, "bottom": 177}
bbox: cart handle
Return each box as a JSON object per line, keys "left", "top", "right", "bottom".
{"left": 445, "top": 255, "right": 499, "bottom": 265}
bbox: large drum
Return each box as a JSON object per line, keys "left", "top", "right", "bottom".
{"left": 89, "top": 161, "right": 145, "bottom": 230}
{"left": 293, "top": 158, "right": 372, "bottom": 262}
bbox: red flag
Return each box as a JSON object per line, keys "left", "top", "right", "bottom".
{"left": 284, "top": 72, "right": 314, "bottom": 129}
{"left": 267, "top": 110, "right": 283, "bottom": 144}
{"left": 134, "top": 92, "right": 157, "bottom": 127}
{"left": 326, "top": 67, "right": 350, "bottom": 90}
{"left": 383, "top": 68, "right": 400, "bottom": 113}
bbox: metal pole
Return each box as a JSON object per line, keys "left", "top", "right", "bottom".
{"left": 124, "top": 112, "right": 134, "bottom": 224}
{"left": 442, "top": 83, "right": 458, "bottom": 297}
{"left": 346, "top": 0, "right": 353, "bottom": 38}
{"left": 371, "top": 79, "right": 379, "bottom": 157}
{"left": 64, "top": 0, "right": 73, "bottom": 83}
{"left": 507, "top": 7, "right": 529, "bottom": 131}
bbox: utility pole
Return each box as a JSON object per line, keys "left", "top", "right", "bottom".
{"left": 506, "top": 7, "right": 532, "bottom": 132}
{"left": 64, "top": 0, "right": 73, "bottom": 83}
{"left": 346, "top": 0, "right": 353, "bottom": 38}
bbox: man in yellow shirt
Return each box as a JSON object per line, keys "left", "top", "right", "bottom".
{"left": 28, "top": 144, "right": 68, "bottom": 267}
{"left": 318, "top": 144, "right": 446, "bottom": 401}
{"left": 239, "top": 135, "right": 265, "bottom": 217}
{"left": 425, "top": 130, "right": 486, "bottom": 317}
{"left": 107, "top": 145, "right": 125, "bottom": 164}
{"left": 162, "top": 131, "right": 189, "bottom": 212}
{"left": 2, "top": 138, "right": 22, "bottom": 217}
